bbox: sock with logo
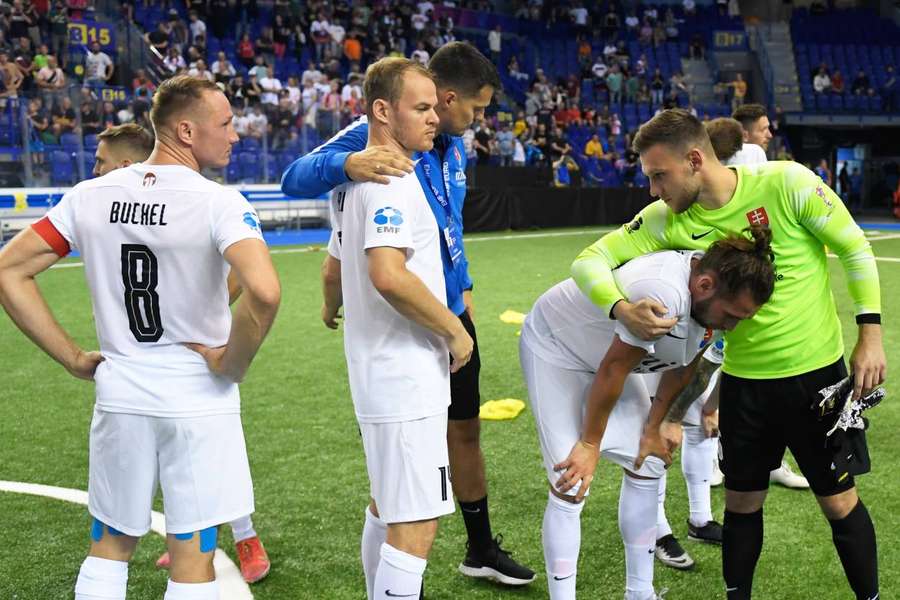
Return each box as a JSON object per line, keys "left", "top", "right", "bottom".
{"left": 374, "top": 543, "right": 426, "bottom": 600}
{"left": 74, "top": 556, "right": 128, "bottom": 600}
{"left": 723, "top": 508, "right": 763, "bottom": 599}
{"left": 829, "top": 500, "right": 878, "bottom": 600}
{"left": 619, "top": 473, "right": 660, "bottom": 597}
{"left": 542, "top": 490, "right": 584, "bottom": 600}
{"left": 656, "top": 470, "right": 672, "bottom": 540}
{"left": 362, "top": 506, "right": 388, "bottom": 600}
{"left": 230, "top": 514, "right": 256, "bottom": 543}
{"left": 682, "top": 425, "right": 715, "bottom": 527}
{"left": 459, "top": 495, "right": 493, "bottom": 553}
{"left": 163, "top": 579, "right": 218, "bottom": 600}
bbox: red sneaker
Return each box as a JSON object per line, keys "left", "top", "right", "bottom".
{"left": 156, "top": 552, "right": 171, "bottom": 569}
{"left": 235, "top": 536, "right": 271, "bottom": 583}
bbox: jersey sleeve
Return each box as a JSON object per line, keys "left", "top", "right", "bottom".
{"left": 613, "top": 277, "right": 685, "bottom": 352}
{"left": 42, "top": 190, "right": 78, "bottom": 253}
{"left": 327, "top": 229, "right": 341, "bottom": 259}
{"left": 784, "top": 163, "right": 881, "bottom": 317}
{"left": 571, "top": 200, "right": 670, "bottom": 314}
{"left": 363, "top": 179, "right": 415, "bottom": 252}
{"left": 212, "top": 191, "right": 266, "bottom": 255}
{"left": 280, "top": 120, "right": 367, "bottom": 198}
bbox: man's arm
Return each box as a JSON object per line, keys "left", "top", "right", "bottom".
{"left": 570, "top": 200, "right": 677, "bottom": 339}
{"left": 187, "top": 239, "right": 280, "bottom": 382}
{"left": 321, "top": 253, "right": 342, "bottom": 329}
{"left": 0, "top": 228, "right": 103, "bottom": 380}
{"left": 662, "top": 354, "right": 719, "bottom": 424}
{"left": 367, "top": 246, "right": 472, "bottom": 372}
{"left": 790, "top": 164, "right": 886, "bottom": 398}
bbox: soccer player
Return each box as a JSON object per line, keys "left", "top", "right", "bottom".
{"left": 93, "top": 122, "right": 273, "bottom": 584}
{"left": 571, "top": 109, "right": 885, "bottom": 600}
{"left": 92, "top": 123, "right": 155, "bottom": 177}
{"left": 320, "top": 57, "right": 473, "bottom": 600}
{"left": 0, "top": 75, "right": 281, "bottom": 600}
{"left": 287, "top": 42, "right": 535, "bottom": 585}
{"left": 731, "top": 103, "right": 773, "bottom": 153}
{"left": 522, "top": 228, "right": 775, "bottom": 600}
{"left": 705, "top": 117, "right": 766, "bottom": 166}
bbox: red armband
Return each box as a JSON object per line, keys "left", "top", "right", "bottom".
{"left": 31, "top": 216, "right": 71, "bottom": 257}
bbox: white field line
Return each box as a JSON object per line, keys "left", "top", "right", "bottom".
{"left": 0, "top": 480, "right": 253, "bottom": 599}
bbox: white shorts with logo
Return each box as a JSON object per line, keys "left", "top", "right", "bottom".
{"left": 520, "top": 338, "right": 666, "bottom": 499}
{"left": 359, "top": 412, "right": 454, "bottom": 524}
{"left": 88, "top": 408, "right": 254, "bottom": 536}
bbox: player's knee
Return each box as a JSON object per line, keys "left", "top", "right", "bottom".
{"left": 169, "top": 526, "right": 219, "bottom": 554}
{"left": 817, "top": 487, "right": 858, "bottom": 520}
{"left": 725, "top": 489, "right": 767, "bottom": 513}
{"left": 550, "top": 486, "right": 585, "bottom": 505}
{"left": 89, "top": 517, "right": 138, "bottom": 561}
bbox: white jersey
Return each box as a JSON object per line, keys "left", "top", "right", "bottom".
{"left": 522, "top": 251, "right": 721, "bottom": 374}
{"left": 39, "top": 164, "right": 264, "bottom": 417}
{"left": 726, "top": 143, "right": 767, "bottom": 166}
{"left": 328, "top": 170, "right": 450, "bottom": 424}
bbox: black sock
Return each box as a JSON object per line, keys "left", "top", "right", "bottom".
{"left": 829, "top": 500, "right": 879, "bottom": 599}
{"left": 459, "top": 496, "right": 493, "bottom": 552}
{"left": 723, "top": 508, "right": 764, "bottom": 600}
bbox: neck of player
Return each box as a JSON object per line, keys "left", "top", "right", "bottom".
{"left": 368, "top": 126, "right": 415, "bottom": 159}
{"left": 144, "top": 137, "right": 201, "bottom": 172}
{"left": 696, "top": 162, "right": 738, "bottom": 210}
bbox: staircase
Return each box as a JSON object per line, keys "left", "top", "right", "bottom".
{"left": 753, "top": 22, "right": 803, "bottom": 112}
{"left": 681, "top": 57, "right": 716, "bottom": 106}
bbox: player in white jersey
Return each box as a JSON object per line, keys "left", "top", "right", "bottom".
{"left": 320, "top": 57, "right": 473, "bottom": 600}
{"left": 0, "top": 75, "right": 281, "bottom": 600}
{"left": 520, "top": 228, "right": 776, "bottom": 600}
{"left": 92, "top": 122, "right": 273, "bottom": 584}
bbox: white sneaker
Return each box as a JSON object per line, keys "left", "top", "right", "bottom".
{"left": 710, "top": 458, "right": 724, "bottom": 487}
{"left": 769, "top": 461, "right": 809, "bottom": 489}
{"left": 624, "top": 588, "right": 669, "bottom": 600}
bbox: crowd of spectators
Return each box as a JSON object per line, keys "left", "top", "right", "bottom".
{"left": 810, "top": 62, "right": 897, "bottom": 111}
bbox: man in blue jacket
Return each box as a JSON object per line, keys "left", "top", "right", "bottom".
{"left": 283, "top": 41, "right": 535, "bottom": 587}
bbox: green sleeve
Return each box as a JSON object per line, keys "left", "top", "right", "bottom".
{"left": 571, "top": 200, "right": 669, "bottom": 314}
{"left": 788, "top": 165, "right": 882, "bottom": 316}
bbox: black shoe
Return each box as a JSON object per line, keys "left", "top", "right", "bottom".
{"left": 458, "top": 534, "right": 536, "bottom": 586}
{"left": 654, "top": 534, "right": 695, "bottom": 570}
{"left": 687, "top": 519, "right": 723, "bottom": 545}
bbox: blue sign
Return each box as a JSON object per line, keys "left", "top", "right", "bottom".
{"left": 68, "top": 20, "right": 116, "bottom": 53}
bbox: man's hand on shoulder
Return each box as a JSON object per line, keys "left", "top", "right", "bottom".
{"left": 613, "top": 298, "right": 678, "bottom": 341}
{"left": 345, "top": 146, "right": 415, "bottom": 185}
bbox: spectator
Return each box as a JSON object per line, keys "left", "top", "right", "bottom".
{"left": 211, "top": 51, "right": 236, "bottom": 83}
{"left": 227, "top": 73, "right": 247, "bottom": 107}
{"left": 343, "top": 29, "right": 362, "bottom": 63}
{"left": 188, "top": 11, "right": 206, "bottom": 44}
{"left": 639, "top": 19, "right": 653, "bottom": 46}
{"left": 650, "top": 68, "right": 665, "bottom": 105}
{"left": 852, "top": 69, "right": 871, "bottom": 96}
{"left": 813, "top": 66, "right": 831, "bottom": 94}
{"left": 548, "top": 125, "right": 571, "bottom": 161}
{"left": 272, "top": 14, "right": 292, "bottom": 59}
{"left": 28, "top": 97, "right": 54, "bottom": 144}
{"left": 411, "top": 41, "right": 429, "bottom": 65}
{"left": 80, "top": 99, "right": 102, "bottom": 135}
{"left": 496, "top": 121, "right": 514, "bottom": 166}
{"left": 619, "top": 148, "right": 640, "bottom": 186}
{"left": 100, "top": 101, "right": 120, "bottom": 129}
{"left": 625, "top": 74, "right": 639, "bottom": 102}
{"left": 132, "top": 68, "right": 156, "bottom": 96}
{"left": 831, "top": 69, "right": 844, "bottom": 94}
{"left": 49, "top": 1, "right": 68, "bottom": 67}
{"left": 258, "top": 67, "right": 283, "bottom": 106}
{"left": 84, "top": 41, "right": 114, "bottom": 85}
{"left": 237, "top": 33, "right": 255, "bottom": 68}
{"left": 488, "top": 25, "right": 501, "bottom": 64}
{"left": 882, "top": 65, "right": 896, "bottom": 112}
{"left": 508, "top": 56, "right": 529, "bottom": 82}
{"left": 553, "top": 155, "right": 579, "bottom": 187}
{"left": 729, "top": 72, "right": 747, "bottom": 111}
{"left": 163, "top": 46, "right": 186, "bottom": 73}
{"left": 652, "top": 22, "right": 667, "bottom": 47}
{"left": 683, "top": 0, "right": 697, "bottom": 16}
{"left": 244, "top": 73, "right": 262, "bottom": 106}
{"left": 272, "top": 93, "right": 297, "bottom": 148}
{"left": 249, "top": 55, "right": 268, "bottom": 80}
{"left": 474, "top": 119, "right": 493, "bottom": 164}
{"left": 310, "top": 12, "right": 331, "bottom": 61}
{"left": 32, "top": 44, "right": 49, "bottom": 71}
{"left": 168, "top": 10, "right": 189, "bottom": 48}
{"left": 50, "top": 95, "right": 76, "bottom": 138}
{"left": 35, "top": 54, "right": 65, "bottom": 108}
{"left": 232, "top": 103, "right": 251, "bottom": 137}
{"left": 591, "top": 56, "right": 608, "bottom": 81}
{"left": 341, "top": 73, "right": 362, "bottom": 104}
{"left": 689, "top": 34, "right": 705, "bottom": 60}
{"left": 316, "top": 78, "right": 341, "bottom": 137}
{"left": 188, "top": 59, "right": 214, "bottom": 82}
{"left": 512, "top": 135, "right": 526, "bottom": 167}
{"left": 301, "top": 60, "right": 322, "bottom": 86}
{"left": 247, "top": 104, "right": 268, "bottom": 139}
{"left": 257, "top": 27, "right": 275, "bottom": 64}
{"left": 602, "top": 9, "right": 620, "bottom": 40}
{"left": 625, "top": 12, "right": 640, "bottom": 33}
{"left": 838, "top": 164, "right": 850, "bottom": 203}
{"left": 584, "top": 133, "right": 606, "bottom": 159}
{"left": 607, "top": 64, "right": 623, "bottom": 104}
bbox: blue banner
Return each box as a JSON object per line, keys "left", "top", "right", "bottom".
{"left": 68, "top": 20, "right": 116, "bottom": 53}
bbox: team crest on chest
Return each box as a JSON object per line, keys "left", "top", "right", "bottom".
{"left": 746, "top": 206, "right": 769, "bottom": 227}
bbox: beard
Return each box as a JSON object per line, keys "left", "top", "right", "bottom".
{"left": 691, "top": 296, "right": 714, "bottom": 329}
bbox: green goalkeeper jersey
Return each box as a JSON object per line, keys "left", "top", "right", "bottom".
{"left": 572, "top": 161, "right": 881, "bottom": 379}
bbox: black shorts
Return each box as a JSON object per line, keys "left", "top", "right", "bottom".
{"left": 448, "top": 310, "right": 481, "bottom": 421}
{"left": 719, "top": 357, "right": 865, "bottom": 497}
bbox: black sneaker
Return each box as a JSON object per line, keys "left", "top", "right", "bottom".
{"left": 687, "top": 519, "right": 723, "bottom": 545}
{"left": 654, "top": 534, "right": 695, "bottom": 570}
{"left": 458, "top": 534, "right": 536, "bottom": 586}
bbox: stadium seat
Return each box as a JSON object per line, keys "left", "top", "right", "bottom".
{"left": 239, "top": 151, "right": 260, "bottom": 181}
{"left": 50, "top": 151, "right": 75, "bottom": 185}
{"left": 60, "top": 133, "right": 80, "bottom": 149}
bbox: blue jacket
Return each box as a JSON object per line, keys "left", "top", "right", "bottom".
{"left": 281, "top": 117, "right": 473, "bottom": 316}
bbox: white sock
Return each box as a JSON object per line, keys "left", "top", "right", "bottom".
{"left": 656, "top": 470, "right": 672, "bottom": 540}
{"left": 619, "top": 473, "right": 660, "bottom": 597}
{"left": 230, "top": 515, "right": 256, "bottom": 543}
{"left": 682, "top": 425, "right": 715, "bottom": 527}
{"left": 362, "top": 506, "right": 388, "bottom": 600}
{"left": 373, "top": 543, "right": 426, "bottom": 600}
{"left": 74, "top": 556, "right": 128, "bottom": 600}
{"left": 164, "top": 579, "right": 218, "bottom": 600}
{"left": 542, "top": 491, "right": 584, "bottom": 600}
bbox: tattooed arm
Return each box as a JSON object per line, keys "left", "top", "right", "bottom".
{"left": 664, "top": 355, "right": 720, "bottom": 423}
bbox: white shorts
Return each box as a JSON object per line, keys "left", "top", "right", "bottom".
{"left": 88, "top": 408, "right": 254, "bottom": 536}
{"left": 520, "top": 339, "right": 666, "bottom": 500}
{"left": 359, "top": 412, "right": 454, "bottom": 524}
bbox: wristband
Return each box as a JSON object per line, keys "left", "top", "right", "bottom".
{"left": 855, "top": 313, "right": 881, "bottom": 325}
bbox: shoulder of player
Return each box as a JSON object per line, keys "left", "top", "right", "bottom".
{"left": 621, "top": 252, "right": 691, "bottom": 316}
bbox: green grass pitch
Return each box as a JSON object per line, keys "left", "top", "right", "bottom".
{"left": 0, "top": 229, "right": 898, "bottom": 599}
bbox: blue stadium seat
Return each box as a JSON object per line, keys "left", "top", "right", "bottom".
{"left": 84, "top": 134, "right": 98, "bottom": 149}
{"left": 50, "top": 151, "right": 75, "bottom": 185}
{"left": 60, "top": 132, "right": 80, "bottom": 149}
{"left": 238, "top": 151, "right": 260, "bottom": 181}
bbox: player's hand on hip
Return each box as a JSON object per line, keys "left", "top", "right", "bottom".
{"left": 701, "top": 408, "right": 719, "bottom": 438}
{"left": 553, "top": 440, "right": 599, "bottom": 502}
{"left": 67, "top": 349, "right": 105, "bottom": 381}
{"left": 321, "top": 304, "right": 342, "bottom": 329}
{"left": 635, "top": 422, "right": 674, "bottom": 470}
{"left": 850, "top": 327, "right": 887, "bottom": 400}
{"left": 345, "top": 146, "right": 416, "bottom": 185}
{"left": 447, "top": 326, "right": 474, "bottom": 374}
{"left": 462, "top": 289, "right": 475, "bottom": 323}
{"left": 183, "top": 343, "right": 234, "bottom": 380}
{"left": 614, "top": 298, "right": 678, "bottom": 341}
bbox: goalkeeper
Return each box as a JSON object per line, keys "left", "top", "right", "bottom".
{"left": 571, "top": 109, "right": 885, "bottom": 600}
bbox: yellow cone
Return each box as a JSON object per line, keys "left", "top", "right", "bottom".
{"left": 499, "top": 310, "right": 526, "bottom": 325}
{"left": 479, "top": 399, "right": 526, "bottom": 421}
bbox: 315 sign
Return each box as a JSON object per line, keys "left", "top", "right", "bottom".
{"left": 68, "top": 20, "right": 116, "bottom": 53}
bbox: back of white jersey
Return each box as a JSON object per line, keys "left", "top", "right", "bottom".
{"left": 329, "top": 171, "right": 450, "bottom": 424}
{"left": 44, "top": 164, "right": 264, "bottom": 417}
{"left": 523, "top": 251, "right": 718, "bottom": 373}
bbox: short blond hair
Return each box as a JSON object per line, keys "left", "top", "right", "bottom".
{"left": 704, "top": 118, "right": 744, "bottom": 162}
{"left": 97, "top": 123, "right": 155, "bottom": 161}
{"left": 363, "top": 57, "right": 434, "bottom": 118}
{"left": 632, "top": 108, "right": 713, "bottom": 156}
{"left": 149, "top": 74, "right": 221, "bottom": 134}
